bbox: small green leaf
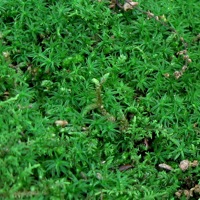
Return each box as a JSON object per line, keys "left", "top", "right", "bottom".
{"left": 82, "top": 103, "right": 99, "bottom": 116}
{"left": 100, "top": 73, "right": 110, "bottom": 84}
{"left": 92, "top": 78, "right": 100, "bottom": 87}
{"left": 62, "top": 54, "right": 84, "bottom": 67}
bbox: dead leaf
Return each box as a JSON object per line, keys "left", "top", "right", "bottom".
{"left": 181, "top": 65, "right": 187, "bottom": 72}
{"left": 2, "top": 51, "right": 10, "bottom": 58}
{"left": 193, "top": 123, "right": 198, "bottom": 128}
{"left": 147, "top": 11, "right": 154, "bottom": 19}
{"left": 175, "top": 184, "right": 200, "bottom": 199}
{"left": 179, "top": 160, "right": 190, "bottom": 171}
{"left": 174, "top": 71, "right": 183, "bottom": 79}
{"left": 177, "top": 50, "right": 187, "bottom": 55}
{"left": 123, "top": 0, "right": 138, "bottom": 11}
{"left": 96, "top": 172, "right": 103, "bottom": 180}
{"left": 80, "top": 172, "right": 87, "bottom": 180}
{"left": 190, "top": 160, "right": 198, "bottom": 167}
{"left": 164, "top": 73, "right": 170, "bottom": 78}
{"left": 193, "top": 184, "right": 200, "bottom": 194}
{"left": 110, "top": 0, "right": 117, "bottom": 8}
{"left": 158, "top": 163, "right": 173, "bottom": 171}
{"left": 183, "top": 190, "right": 190, "bottom": 199}
{"left": 55, "top": 120, "right": 68, "bottom": 127}
{"left": 4, "top": 91, "right": 10, "bottom": 96}
{"left": 175, "top": 190, "right": 182, "bottom": 198}
{"left": 119, "top": 164, "right": 133, "bottom": 171}
{"left": 144, "top": 138, "right": 149, "bottom": 148}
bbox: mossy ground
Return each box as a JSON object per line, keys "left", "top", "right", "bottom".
{"left": 0, "top": 0, "right": 200, "bottom": 199}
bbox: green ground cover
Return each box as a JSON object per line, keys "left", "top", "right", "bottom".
{"left": 0, "top": 0, "right": 200, "bottom": 199}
